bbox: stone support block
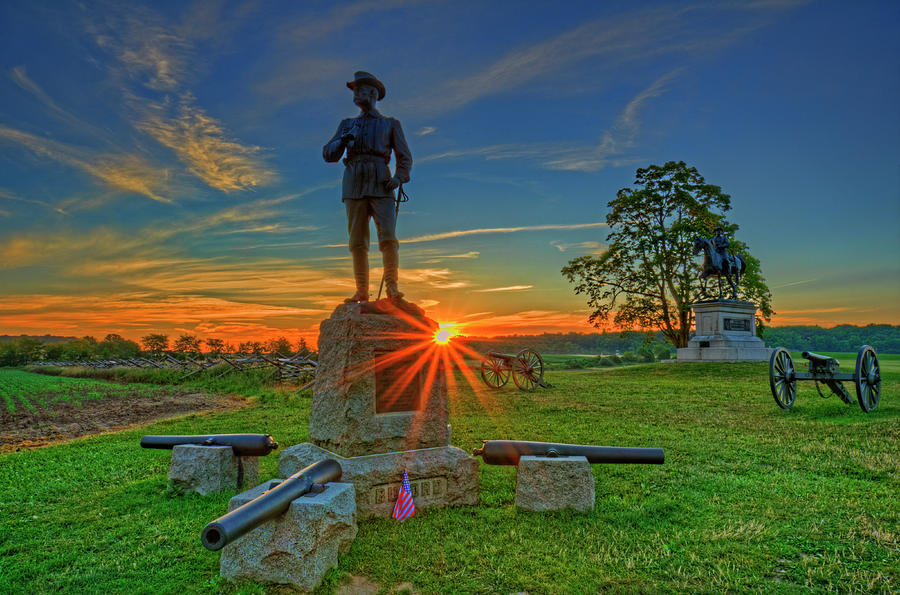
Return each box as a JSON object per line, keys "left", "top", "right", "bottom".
{"left": 515, "top": 455, "right": 595, "bottom": 512}
{"left": 279, "top": 442, "right": 478, "bottom": 518}
{"left": 220, "top": 481, "right": 357, "bottom": 591}
{"left": 168, "top": 445, "right": 259, "bottom": 495}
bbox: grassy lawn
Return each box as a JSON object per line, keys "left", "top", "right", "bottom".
{"left": 0, "top": 360, "right": 897, "bottom": 593}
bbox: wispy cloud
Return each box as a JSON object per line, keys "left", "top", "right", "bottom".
{"left": 408, "top": 2, "right": 800, "bottom": 117}
{"left": 543, "top": 68, "right": 683, "bottom": 172}
{"left": 88, "top": 5, "right": 276, "bottom": 193}
{"left": 138, "top": 96, "right": 275, "bottom": 193}
{"left": 8, "top": 66, "right": 99, "bottom": 136}
{"left": 407, "top": 7, "right": 695, "bottom": 115}
{"left": 0, "top": 124, "right": 172, "bottom": 203}
{"left": 775, "top": 307, "right": 849, "bottom": 314}
{"left": 416, "top": 126, "right": 436, "bottom": 136}
{"left": 773, "top": 278, "right": 818, "bottom": 289}
{"left": 472, "top": 285, "right": 533, "bottom": 293}
{"left": 462, "top": 309, "right": 595, "bottom": 336}
{"left": 399, "top": 222, "right": 607, "bottom": 244}
{"left": 282, "top": 0, "right": 426, "bottom": 45}
{"left": 419, "top": 69, "right": 681, "bottom": 173}
{"left": 0, "top": 293, "right": 325, "bottom": 343}
{"left": 550, "top": 240, "right": 606, "bottom": 255}
{"left": 418, "top": 251, "right": 480, "bottom": 263}
{"left": 0, "top": 187, "right": 68, "bottom": 215}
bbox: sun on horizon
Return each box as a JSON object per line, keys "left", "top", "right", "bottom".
{"left": 433, "top": 322, "right": 460, "bottom": 345}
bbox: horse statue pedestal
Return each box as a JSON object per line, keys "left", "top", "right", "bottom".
{"left": 677, "top": 300, "right": 772, "bottom": 362}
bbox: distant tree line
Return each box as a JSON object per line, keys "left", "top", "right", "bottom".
{"left": 0, "top": 333, "right": 314, "bottom": 366}
{"left": 461, "top": 325, "right": 900, "bottom": 356}
{"left": 460, "top": 331, "right": 674, "bottom": 357}
{"left": 2, "top": 325, "right": 896, "bottom": 367}
{"left": 761, "top": 325, "right": 899, "bottom": 353}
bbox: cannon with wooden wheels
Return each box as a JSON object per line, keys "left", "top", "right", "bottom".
{"left": 480, "top": 349, "right": 550, "bottom": 391}
{"left": 769, "top": 345, "right": 881, "bottom": 412}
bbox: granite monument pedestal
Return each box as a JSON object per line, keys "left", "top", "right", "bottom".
{"left": 677, "top": 300, "right": 772, "bottom": 362}
{"left": 280, "top": 301, "right": 479, "bottom": 517}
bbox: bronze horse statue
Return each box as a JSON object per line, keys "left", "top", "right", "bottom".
{"left": 693, "top": 236, "right": 746, "bottom": 299}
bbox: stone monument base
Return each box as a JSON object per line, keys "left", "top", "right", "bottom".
{"left": 168, "top": 445, "right": 259, "bottom": 495}
{"left": 677, "top": 300, "right": 772, "bottom": 362}
{"left": 220, "top": 481, "right": 357, "bottom": 591}
{"left": 279, "top": 442, "right": 478, "bottom": 518}
{"left": 515, "top": 456, "right": 595, "bottom": 512}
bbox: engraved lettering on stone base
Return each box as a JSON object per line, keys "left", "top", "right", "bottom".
{"left": 368, "top": 477, "right": 447, "bottom": 506}
{"left": 724, "top": 318, "right": 751, "bottom": 332}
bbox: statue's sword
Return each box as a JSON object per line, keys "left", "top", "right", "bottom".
{"left": 377, "top": 184, "right": 409, "bottom": 300}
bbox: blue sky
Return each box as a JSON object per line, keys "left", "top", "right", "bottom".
{"left": 1, "top": 0, "right": 898, "bottom": 344}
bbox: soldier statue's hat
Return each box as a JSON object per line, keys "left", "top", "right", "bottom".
{"left": 347, "top": 71, "right": 386, "bottom": 100}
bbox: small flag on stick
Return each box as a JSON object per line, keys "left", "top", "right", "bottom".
{"left": 392, "top": 469, "right": 415, "bottom": 522}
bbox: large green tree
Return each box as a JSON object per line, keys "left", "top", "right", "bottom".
{"left": 562, "top": 161, "right": 773, "bottom": 348}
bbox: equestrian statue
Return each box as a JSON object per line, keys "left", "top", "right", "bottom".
{"left": 692, "top": 227, "right": 746, "bottom": 300}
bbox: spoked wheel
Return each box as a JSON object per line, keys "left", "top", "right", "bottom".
{"left": 512, "top": 348, "right": 544, "bottom": 391}
{"left": 854, "top": 345, "right": 881, "bottom": 413}
{"left": 769, "top": 347, "right": 797, "bottom": 409}
{"left": 480, "top": 356, "right": 510, "bottom": 389}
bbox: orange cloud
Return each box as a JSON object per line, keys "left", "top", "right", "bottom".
{"left": 0, "top": 293, "right": 326, "bottom": 345}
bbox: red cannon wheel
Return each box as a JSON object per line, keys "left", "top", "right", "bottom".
{"left": 512, "top": 348, "right": 544, "bottom": 391}
{"left": 480, "top": 355, "right": 510, "bottom": 389}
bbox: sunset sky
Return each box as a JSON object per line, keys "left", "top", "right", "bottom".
{"left": 1, "top": 0, "right": 898, "bottom": 346}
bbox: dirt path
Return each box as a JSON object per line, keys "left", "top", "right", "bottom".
{"left": 0, "top": 390, "right": 248, "bottom": 453}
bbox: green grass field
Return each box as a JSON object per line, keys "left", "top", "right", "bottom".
{"left": 0, "top": 369, "right": 170, "bottom": 414}
{"left": 1, "top": 359, "right": 897, "bottom": 594}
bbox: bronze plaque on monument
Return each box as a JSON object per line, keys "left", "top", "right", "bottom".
{"left": 374, "top": 351, "right": 422, "bottom": 413}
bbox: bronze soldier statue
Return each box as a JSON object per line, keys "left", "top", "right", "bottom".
{"left": 323, "top": 71, "right": 412, "bottom": 303}
{"left": 713, "top": 226, "right": 734, "bottom": 273}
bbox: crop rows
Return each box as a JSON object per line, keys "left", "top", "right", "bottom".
{"left": 0, "top": 369, "right": 166, "bottom": 414}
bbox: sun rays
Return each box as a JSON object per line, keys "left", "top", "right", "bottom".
{"left": 335, "top": 310, "right": 512, "bottom": 448}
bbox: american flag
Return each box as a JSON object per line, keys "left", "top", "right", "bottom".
{"left": 392, "top": 469, "right": 415, "bottom": 522}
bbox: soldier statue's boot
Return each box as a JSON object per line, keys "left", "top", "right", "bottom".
{"left": 345, "top": 249, "right": 369, "bottom": 303}
{"left": 380, "top": 240, "right": 404, "bottom": 301}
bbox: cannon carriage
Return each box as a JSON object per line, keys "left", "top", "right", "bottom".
{"left": 479, "top": 348, "right": 549, "bottom": 391}
{"left": 769, "top": 345, "right": 881, "bottom": 412}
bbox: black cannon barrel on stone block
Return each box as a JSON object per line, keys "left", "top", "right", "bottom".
{"left": 140, "top": 434, "right": 279, "bottom": 457}
{"left": 200, "top": 459, "right": 342, "bottom": 551}
{"left": 472, "top": 440, "right": 664, "bottom": 466}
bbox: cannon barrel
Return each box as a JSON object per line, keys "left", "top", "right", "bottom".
{"left": 801, "top": 351, "right": 838, "bottom": 364}
{"left": 140, "top": 434, "right": 279, "bottom": 457}
{"left": 472, "top": 440, "right": 664, "bottom": 466}
{"left": 201, "top": 459, "right": 342, "bottom": 551}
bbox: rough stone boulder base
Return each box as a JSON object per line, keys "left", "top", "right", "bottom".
{"left": 279, "top": 442, "right": 478, "bottom": 518}
{"left": 515, "top": 456, "right": 595, "bottom": 512}
{"left": 310, "top": 303, "right": 449, "bottom": 457}
{"left": 220, "top": 481, "right": 357, "bottom": 591}
{"left": 167, "top": 445, "right": 259, "bottom": 495}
